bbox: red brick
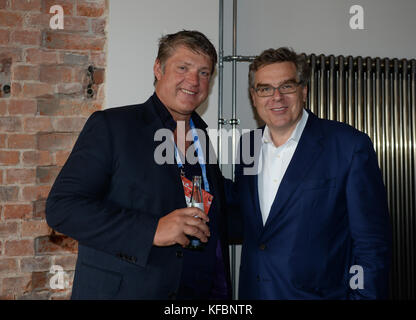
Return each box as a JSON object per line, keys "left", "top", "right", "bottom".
{"left": 25, "top": 48, "right": 59, "bottom": 64}
{"left": 31, "top": 271, "right": 49, "bottom": 291}
{"left": 0, "top": 29, "right": 9, "bottom": 44}
{"left": 20, "top": 256, "right": 51, "bottom": 272}
{"left": 33, "top": 199, "right": 46, "bottom": 219}
{"left": 54, "top": 254, "right": 77, "bottom": 270}
{"left": 0, "top": 134, "right": 6, "bottom": 148}
{"left": 64, "top": 16, "right": 89, "bottom": 32}
{"left": 1, "top": 275, "right": 32, "bottom": 296}
{"left": 3, "top": 204, "right": 32, "bottom": 219}
{"left": 22, "top": 220, "right": 50, "bottom": 237}
{"left": 0, "top": 186, "right": 19, "bottom": 201}
{"left": 37, "top": 132, "right": 77, "bottom": 151}
{"left": 35, "top": 234, "right": 78, "bottom": 255}
{"left": 56, "top": 83, "right": 83, "bottom": 95}
{"left": 8, "top": 99, "right": 37, "bottom": 115}
{"left": 36, "top": 166, "right": 61, "bottom": 184}
{"left": 0, "top": 100, "right": 7, "bottom": 115}
{"left": 38, "top": 98, "right": 100, "bottom": 116}
{"left": 0, "top": 168, "right": 3, "bottom": 184}
{"left": 7, "top": 134, "right": 37, "bottom": 149}
{"left": 0, "top": 0, "right": 7, "bottom": 9}
{"left": 22, "top": 82, "right": 54, "bottom": 98}
{"left": 0, "top": 259, "right": 18, "bottom": 275}
{"left": 22, "top": 150, "right": 53, "bottom": 166}
{"left": 24, "top": 117, "right": 53, "bottom": 132}
{"left": 52, "top": 117, "right": 86, "bottom": 132}
{"left": 5, "top": 239, "right": 34, "bottom": 256}
{"left": 77, "top": 1, "right": 105, "bottom": 17}
{"left": 93, "top": 68, "right": 105, "bottom": 84}
{"left": 0, "top": 47, "right": 23, "bottom": 62}
{"left": 40, "top": 65, "right": 72, "bottom": 83}
{"left": 90, "top": 51, "right": 106, "bottom": 67}
{"left": 6, "top": 168, "right": 36, "bottom": 184}
{"left": 21, "top": 185, "right": 51, "bottom": 201}
{"left": 11, "top": 30, "right": 41, "bottom": 46}
{"left": 11, "top": 0, "right": 42, "bottom": 11}
{"left": 0, "top": 222, "right": 18, "bottom": 238}
{"left": 50, "top": 291, "right": 72, "bottom": 300}
{"left": 42, "top": 0, "right": 74, "bottom": 15}
{"left": 11, "top": 82, "right": 22, "bottom": 97}
{"left": 0, "top": 117, "right": 22, "bottom": 132}
{"left": 25, "top": 13, "right": 50, "bottom": 28}
{"left": 0, "top": 151, "right": 20, "bottom": 165}
{"left": 61, "top": 52, "right": 88, "bottom": 65}
{"left": 13, "top": 65, "right": 39, "bottom": 81}
{"left": 44, "top": 31, "right": 105, "bottom": 51}
{"left": 55, "top": 150, "right": 70, "bottom": 166}
{"left": 91, "top": 18, "right": 106, "bottom": 36}
{"left": 0, "top": 11, "right": 24, "bottom": 28}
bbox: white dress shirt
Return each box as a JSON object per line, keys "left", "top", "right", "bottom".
{"left": 258, "top": 109, "right": 309, "bottom": 225}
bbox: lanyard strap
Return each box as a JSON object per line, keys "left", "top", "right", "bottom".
{"left": 174, "top": 118, "right": 210, "bottom": 192}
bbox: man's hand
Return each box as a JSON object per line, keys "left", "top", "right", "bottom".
{"left": 153, "top": 207, "right": 210, "bottom": 247}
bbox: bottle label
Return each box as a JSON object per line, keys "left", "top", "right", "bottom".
{"left": 181, "top": 176, "right": 213, "bottom": 214}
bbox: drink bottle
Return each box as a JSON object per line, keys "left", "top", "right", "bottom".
{"left": 186, "top": 176, "right": 205, "bottom": 250}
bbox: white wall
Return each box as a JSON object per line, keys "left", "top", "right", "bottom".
{"left": 106, "top": 0, "right": 219, "bottom": 132}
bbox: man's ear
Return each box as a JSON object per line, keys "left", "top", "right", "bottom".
{"left": 153, "top": 59, "right": 163, "bottom": 81}
{"left": 250, "top": 88, "right": 256, "bottom": 108}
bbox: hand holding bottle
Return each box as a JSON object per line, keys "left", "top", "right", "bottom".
{"left": 153, "top": 207, "right": 210, "bottom": 247}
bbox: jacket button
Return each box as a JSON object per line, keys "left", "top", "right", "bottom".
{"left": 176, "top": 251, "right": 183, "bottom": 258}
{"left": 168, "top": 292, "right": 177, "bottom": 299}
{"left": 256, "top": 275, "right": 260, "bottom": 282}
{"left": 259, "top": 243, "right": 266, "bottom": 250}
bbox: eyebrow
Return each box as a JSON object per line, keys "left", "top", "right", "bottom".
{"left": 179, "top": 61, "right": 210, "bottom": 71}
{"left": 256, "top": 78, "right": 298, "bottom": 87}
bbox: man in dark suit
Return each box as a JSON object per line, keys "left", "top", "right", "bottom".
{"left": 230, "top": 47, "right": 391, "bottom": 299}
{"left": 46, "top": 30, "right": 231, "bottom": 300}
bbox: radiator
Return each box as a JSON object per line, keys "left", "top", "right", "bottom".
{"left": 305, "top": 53, "right": 416, "bottom": 300}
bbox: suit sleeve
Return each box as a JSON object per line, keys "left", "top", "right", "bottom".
{"left": 346, "top": 133, "right": 392, "bottom": 299}
{"left": 46, "top": 111, "right": 158, "bottom": 267}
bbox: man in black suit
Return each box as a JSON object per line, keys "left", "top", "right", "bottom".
{"left": 46, "top": 30, "right": 231, "bottom": 300}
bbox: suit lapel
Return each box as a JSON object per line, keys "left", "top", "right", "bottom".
{"left": 262, "top": 111, "right": 324, "bottom": 231}
{"left": 136, "top": 97, "right": 186, "bottom": 209}
{"left": 246, "top": 129, "right": 264, "bottom": 235}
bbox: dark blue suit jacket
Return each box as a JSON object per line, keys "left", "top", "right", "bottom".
{"left": 46, "top": 95, "right": 231, "bottom": 299}
{"left": 230, "top": 110, "right": 391, "bottom": 299}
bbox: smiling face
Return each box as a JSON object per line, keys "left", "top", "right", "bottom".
{"left": 154, "top": 45, "right": 213, "bottom": 122}
{"left": 251, "top": 61, "right": 307, "bottom": 144}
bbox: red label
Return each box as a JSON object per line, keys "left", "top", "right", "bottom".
{"left": 181, "top": 175, "right": 213, "bottom": 214}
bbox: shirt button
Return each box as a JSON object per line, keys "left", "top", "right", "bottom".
{"left": 273, "top": 179, "right": 277, "bottom": 183}
{"left": 176, "top": 250, "right": 183, "bottom": 258}
{"left": 259, "top": 243, "right": 266, "bottom": 250}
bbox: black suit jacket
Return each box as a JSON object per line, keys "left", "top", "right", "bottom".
{"left": 46, "top": 95, "right": 231, "bottom": 299}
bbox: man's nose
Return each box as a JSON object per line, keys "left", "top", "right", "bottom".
{"left": 271, "top": 87, "right": 282, "bottom": 100}
{"left": 186, "top": 71, "right": 199, "bottom": 85}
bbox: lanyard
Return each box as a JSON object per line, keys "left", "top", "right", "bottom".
{"left": 174, "top": 118, "right": 210, "bottom": 192}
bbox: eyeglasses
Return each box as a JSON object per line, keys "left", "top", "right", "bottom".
{"left": 254, "top": 81, "right": 301, "bottom": 97}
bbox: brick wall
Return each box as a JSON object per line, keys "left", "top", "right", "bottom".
{"left": 0, "top": 0, "right": 108, "bottom": 299}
